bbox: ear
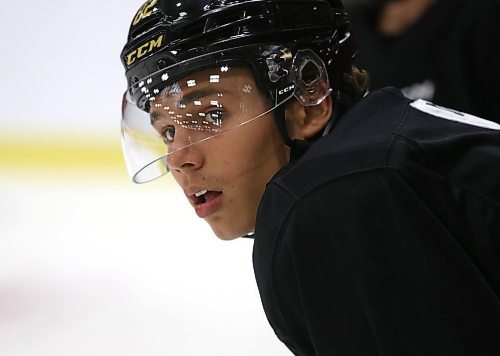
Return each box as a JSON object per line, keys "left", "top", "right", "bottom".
{"left": 285, "top": 95, "right": 333, "bottom": 140}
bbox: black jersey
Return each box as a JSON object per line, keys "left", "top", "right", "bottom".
{"left": 253, "top": 88, "right": 500, "bottom": 356}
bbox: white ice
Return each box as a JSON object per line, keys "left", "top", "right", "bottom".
{"left": 0, "top": 172, "right": 291, "bottom": 356}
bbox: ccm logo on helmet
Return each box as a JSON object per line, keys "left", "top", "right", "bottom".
{"left": 125, "top": 34, "right": 165, "bottom": 67}
{"left": 133, "top": 0, "right": 158, "bottom": 26}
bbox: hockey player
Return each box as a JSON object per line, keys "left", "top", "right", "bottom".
{"left": 120, "top": 0, "right": 500, "bottom": 354}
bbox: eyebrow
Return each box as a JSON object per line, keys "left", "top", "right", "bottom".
{"left": 178, "top": 88, "right": 226, "bottom": 106}
{"left": 150, "top": 87, "right": 226, "bottom": 125}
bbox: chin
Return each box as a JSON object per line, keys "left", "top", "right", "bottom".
{"left": 209, "top": 221, "right": 253, "bottom": 241}
{"left": 216, "top": 234, "right": 241, "bottom": 241}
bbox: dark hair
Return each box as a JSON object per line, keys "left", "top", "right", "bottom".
{"left": 337, "top": 66, "right": 370, "bottom": 108}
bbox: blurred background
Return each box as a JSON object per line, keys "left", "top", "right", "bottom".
{"left": 0, "top": 1, "right": 290, "bottom": 355}
{"left": 345, "top": 0, "right": 499, "bottom": 122}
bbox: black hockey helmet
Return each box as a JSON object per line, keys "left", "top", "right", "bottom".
{"left": 120, "top": 0, "right": 356, "bottom": 183}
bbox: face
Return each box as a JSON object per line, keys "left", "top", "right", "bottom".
{"left": 149, "top": 67, "right": 290, "bottom": 239}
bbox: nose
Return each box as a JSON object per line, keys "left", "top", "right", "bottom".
{"left": 166, "top": 143, "right": 204, "bottom": 173}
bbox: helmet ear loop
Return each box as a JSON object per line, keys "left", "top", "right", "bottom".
{"left": 292, "top": 50, "right": 336, "bottom": 137}
{"left": 292, "top": 50, "right": 332, "bottom": 107}
{"left": 273, "top": 50, "right": 333, "bottom": 153}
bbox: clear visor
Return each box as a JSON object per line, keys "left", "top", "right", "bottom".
{"left": 121, "top": 65, "right": 293, "bottom": 183}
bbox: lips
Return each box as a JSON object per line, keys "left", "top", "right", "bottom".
{"left": 187, "top": 190, "right": 223, "bottom": 218}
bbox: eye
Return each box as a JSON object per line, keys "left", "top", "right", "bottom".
{"left": 204, "top": 109, "right": 224, "bottom": 127}
{"left": 161, "top": 125, "right": 175, "bottom": 144}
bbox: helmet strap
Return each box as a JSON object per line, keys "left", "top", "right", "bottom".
{"left": 272, "top": 102, "right": 293, "bottom": 146}
{"left": 272, "top": 101, "right": 311, "bottom": 162}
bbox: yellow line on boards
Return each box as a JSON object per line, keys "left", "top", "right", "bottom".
{"left": 0, "top": 131, "right": 125, "bottom": 170}
{"left": 0, "top": 131, "right": 180, "bottom": 188}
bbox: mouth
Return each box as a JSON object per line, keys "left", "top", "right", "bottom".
{"left": 190, "top": 189, "right": 223, "bottom": 218}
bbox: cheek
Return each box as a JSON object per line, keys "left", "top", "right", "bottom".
{"left": 204, "top": 119, "right": 288, "bottom": 239}
{"left": 228, "top": 119, "right": 285, "bottom": 164}
{"left": 170, "top": 168, "right": 185, "bottom": 187}
{"left": 217, "top": 119, "right": 288, "bottom": 202}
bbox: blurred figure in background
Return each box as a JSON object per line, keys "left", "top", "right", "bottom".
{"left": 345, "top": 0, "right": 500, "bottom": 122}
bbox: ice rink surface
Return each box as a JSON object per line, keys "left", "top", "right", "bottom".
{"left": 0, "top": 166, "right": 291, "bottom": 356}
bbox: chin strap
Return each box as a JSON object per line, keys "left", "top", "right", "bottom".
{"left": 272, "top": 102, "right": 293, "bottom": 146}
{"left": 272, "top": 101, "right": 311, "bottom": 162}
{"left": 289, "top": 139, "right": 311, "bottom": 161}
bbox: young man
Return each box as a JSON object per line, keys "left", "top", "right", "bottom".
{"left": 120, "top": 0, "right": 500, "bottom": 354}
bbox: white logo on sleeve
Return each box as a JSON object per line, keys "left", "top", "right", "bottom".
{"left": 410, "top": 99, "right": 500, "bottom": 130}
